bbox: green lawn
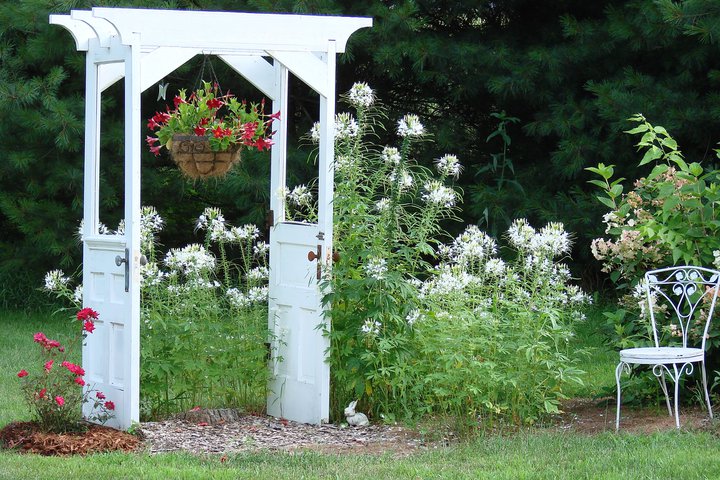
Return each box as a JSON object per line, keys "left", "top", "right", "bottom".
{"left": 2, "top": 308, "right": 720, "bottom": 479}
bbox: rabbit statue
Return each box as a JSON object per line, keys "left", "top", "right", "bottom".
{"left": 344, "top": 400, "right": 369, "bottom": 427}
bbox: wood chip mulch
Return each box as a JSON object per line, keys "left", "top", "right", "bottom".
{"left": 0, "top": 421, "right": 141, "bottom": 456}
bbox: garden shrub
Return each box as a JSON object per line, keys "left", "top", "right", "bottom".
{"left": 588, "top": 114, "right": 720, "bottom": 398}
{"left": 44, "top": 207, "right": 271, "bottom": 419}
{"left": 312, "top": 84, "right": 590, "bottom": 425}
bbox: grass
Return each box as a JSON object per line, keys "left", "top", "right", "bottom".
{"left": 2, "top": 306, "right": 720, "bottom": 479}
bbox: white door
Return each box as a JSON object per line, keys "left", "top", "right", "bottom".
{"left": 82, "top": 236, "right": 134, "bottom": 429}
{"left": 267, "top": 221, "right": 330, "bottom": 424}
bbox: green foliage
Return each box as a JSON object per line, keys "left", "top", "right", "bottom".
{"left": 322, "top": 85, "right": 589, "bottom": 426}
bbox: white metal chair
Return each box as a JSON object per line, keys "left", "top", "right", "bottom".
{"left": 615, "top": 266, "right": 720, "bottom": 430}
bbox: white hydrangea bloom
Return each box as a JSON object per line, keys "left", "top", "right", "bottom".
{"left": 381, "top": 147, "right": 402, "bottom": 165}
{"left": 421, "top": 181, "right": 456, "bottom": 208}
{"left": 44, "top": 270, "right": 69, "bottom": 292}
{"left": 363, "top": 257, "right": 388, "bottom": 281}
{"left": 397, "top": 114, "right": 425, "bottom": 137}
{"left": 435, "top": 154, "right": 462, "bottom": 179}
{"left": 165, "top": 244, "right": 215, "bottom": 277}
{"left": 348, "top": 82, "right": 375, "bottom": 108}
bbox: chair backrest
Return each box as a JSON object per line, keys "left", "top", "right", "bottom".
{"left": 645, "top": 266, "right": 720, "bottom": 350}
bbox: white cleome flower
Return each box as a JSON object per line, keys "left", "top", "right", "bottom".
{"left": 164, "top": 244, "right": 216, "bottom": 277}
{"left": 405, "top": 310, "right": 422, "bottom": 326}
{"left": 421, "top": 181, "right": 457, "bottom": 208}
{"left": 288, "top": 185, "right": 313, "bottom": 207}
{"left": 44, "top": 270, "right": 69, "bottom": 292}
{"left": 375, "top": 198, "right": 391, "bottom": 212}
{"left": 254, "top": 241, "right": 270, "bottom": 257}
{"left": 529, "top": 222, "right": 572, "bottom": 257}
{"left": 248, "top": 266, "right": 269, "bottom": 282}
{"left": 363, "top": 257, "right": 388, "bottom": 281}
{"left": 484, "top": 258, "right": 506, "bottom": 276}
{"left": 73, "top": 284, "right": 83, "bottom": 304}
{"left": 397, "top": 114, "right": 425, "bottom": 137}
{"left": 334, "top": 112, "right": 359, "bottom": 139}
{"left": 381, "top": 146, "right": 402, "bottom": 165}
{"left": 389, "top": 169, "right": 414, "bottom": 191}
{"left": 435, "top": 154, "right": 462, "bottom": 179}
{"left": 446, "top": 225, "right": 497, "bottom": 265}
{"left": 348, "top": 82, "right": 375, "bottom": 108}
{"left": 310, "top": 122, "right": 321, "bottom": 143}
{"left": 228, "top": 225, "right": 260, "bottom": 243}
{"left": 507, "top": 219, "right": 536, "bottom": 249}
{"left": 361, "top": 318, "right": 382, "bottom": 336}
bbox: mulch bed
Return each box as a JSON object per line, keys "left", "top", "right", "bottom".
{"left": 0, "top": 421, "right": 141, "bottom": 456}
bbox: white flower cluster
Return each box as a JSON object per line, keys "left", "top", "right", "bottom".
{"left": 405, "top": 310, "right": 422, "bottom": 326}
{"left": 388, "top": 169, "right": 414, "bottom": 192}
{"left": 381, "top": 147, "right": 402, "bottom": 165}
{"left": 375, "top": 198, "right": 391, "bottom": 212}
{"left": 484, "top": 258, "right": 506, "bottom": 276}
{"left": 73, "top": 284, "right": 83, "bottom": 304}
{"left": 348, "top": 82, "right": 375, "bottom": 108}
{"left": 435, "top": 154, "right": 462, "bottom": 179}
{"left": 196, "top": 207, "right": 228, "bottom": 242}
{"left": 254, "top": 241, "right": 269, "bottom": 257}
{"left": 227, "top": 286, "right": 269, "bottom": 308}
{"left": 508, "top": 219, "right": 571, "bottom": 258}
{"left": 248, "top": 266, "right": 269, "bottom": 282}
{"left": 363, "top": 257, "right": 388, "bottom": 281}
{"left": 44, "top": 270, "right": 69, "bottom": 292}
{"left": 361, "top": 318, "right": 381, "bottom": 336}
{"left": 141, "top": 206, "right": 164, "bottom": 250}
{"left": 335, "top": 112, "right": 359, "bottom": 139}
{"left": 287, "top": 185, "right": 313, "bottom": 207}
{"left": 165, "top": 244, "right": 216, "bottom": 277}
{"left": 140, "top": 262, "right": 167, "bottom": 287}
{"left": 420, "top": 266, "right": 477, "bottom": 297}
{"left": 230, "top": 225, "right": 261, "bottom": 243}
{"left": 397, "top": 114, "right": 425, "bottom": 137}
{"left": 445, "top": 225, "right": 497, "bottom": 266}
{"left": 421, "top": 181, "right": 456, "bottom": 208}
{"left": 714, "top": 250, "right": 720, "bottom": 270}
{"left": 310, "top": 122, "right": 321, "bottom": 143}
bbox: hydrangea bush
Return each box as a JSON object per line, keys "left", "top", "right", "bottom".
{"left": 45, "top": 207, "right": 270, "bottom": 418}
{"left": 587, "top": 115, "right": 720, "bottom": 355}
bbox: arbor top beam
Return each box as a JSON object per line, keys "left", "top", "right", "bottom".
{"left": 50, "top": 7, "right": 371, "bottom": 53}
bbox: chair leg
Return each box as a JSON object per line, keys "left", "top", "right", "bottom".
{"left": 657, "top": 369, "right": 673, "bottom": 417}
{"left": 673, "top": 364, "right": 681, "bottom": 429}
{"left": 701, "top": 360, "right": 713, "bottom": 420}
{"left": 615, "top": 362, "right": 625, "bottom": 431}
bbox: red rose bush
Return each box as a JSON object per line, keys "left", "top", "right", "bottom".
{"left": 16, "top": 308, "right": 115, "bottom": 433}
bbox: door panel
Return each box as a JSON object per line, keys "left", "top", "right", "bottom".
{"left": 83, "top": 236, "right": 131, "bottom": 429}
{"left": 267, "top": 222, "right": 330, "bottom": 424}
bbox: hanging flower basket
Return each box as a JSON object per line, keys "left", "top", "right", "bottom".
{"left": 146, "top": 81, "right": 279, "bottom": 181}
{"left": 170, "top": 134, "right": 242, "bottom": 179}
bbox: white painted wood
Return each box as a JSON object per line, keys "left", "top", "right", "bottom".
{"left": 269, "top": 62, "right": 288, "bottom": 221}
{"left": 99, "top": 47, "right": 199, "bottom": 93}
{"left": 267, "top": 222, "right": 328, "bottom": 424}
{"left": 49, "top": 16, "right": 94, "bottom": 51}
{"left": 70, "top": 11, "right": 118, "bottom": 48}
{"left": 52, "top": 6, "right": 371, "bottom": 428}
{"left": 92, "top": 8, "right": 371, "bottom": 53}
{"left": 220, "top": 55, "right": 278, "bottom": 100}
{"left": 82, "top": 236, "right": 132, "bottom": 429}
{"left": 268, "top": 51, "right": 329, "bottom": 97}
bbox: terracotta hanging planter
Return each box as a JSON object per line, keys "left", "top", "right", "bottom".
{"left": 169, "top": 134, "right": 242, "bottom": 179}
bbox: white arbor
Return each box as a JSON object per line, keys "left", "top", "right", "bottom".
{"left": 50, "top": 7, "right": 371, "bottom": 429}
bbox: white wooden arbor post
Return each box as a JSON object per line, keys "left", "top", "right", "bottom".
{"left": 51, "top": 7, "right": 371, "bottom": 429}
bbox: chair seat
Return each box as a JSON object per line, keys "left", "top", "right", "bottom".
{"left": 619, "top": 347, "right": 704, "bottom": 365}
